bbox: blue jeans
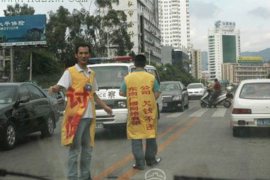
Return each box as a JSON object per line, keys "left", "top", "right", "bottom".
{"left": 67, "top": 118, "right": 93, "bottom": 180}
{"left": 131, "top": 138, "right": 158, "bottom": 167}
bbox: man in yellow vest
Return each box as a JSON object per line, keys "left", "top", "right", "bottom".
{"left": 49, "top": 44, "right": 112, "bottom": 180}
{"left": 119, "top": 54, "right": 161, "bottom": 170}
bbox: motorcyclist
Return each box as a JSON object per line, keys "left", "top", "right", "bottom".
{"left": 209, "top": 79, "right": 221, "bottom": 105}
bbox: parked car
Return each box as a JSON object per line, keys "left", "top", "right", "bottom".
{"left": 160, "top": 81, "right": 189, "bottom": 112}
{"left": 43, "top": 89, "right": 66, "bottom": 114}
{"left": 0, "top": 83, "right": 60, "bottom": 150}
{"left": 187, "top": 83, "right": 206, "bottom": 99}
{"left": 230, "top": 79, "right": 270, "bottom": 137}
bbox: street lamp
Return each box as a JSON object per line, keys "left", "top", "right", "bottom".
{"left": 107, "top": 32, "right": 110, "bottom": 58}
{"left": 148, "top": 49, "right": 153, "bottom": 65}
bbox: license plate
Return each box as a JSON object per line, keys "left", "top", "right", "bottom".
{"left": 96, "top": 123, "right": 104, "bottom": 128}
{"left": 162, "top": 103, "right": 167, "bottom": 107}
{"left": 257, "top": 119, "right": 270, "bottom": 126}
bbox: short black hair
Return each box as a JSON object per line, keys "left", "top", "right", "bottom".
{"left": 214, "top": 78, "right": 218, "bottom": 82}
{"left": 134, "top": 54, "right": 146, "bottom": 68}
{"left": 75, "top": 43, "right": 91, "bottom": 54}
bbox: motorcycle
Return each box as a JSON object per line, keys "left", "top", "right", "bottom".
{"left": 200, "top": 89, "right": 233, "bottom": 108}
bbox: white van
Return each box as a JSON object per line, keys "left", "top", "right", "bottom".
{"left": 88, "top": 62, "right": 162, "bottom": 130}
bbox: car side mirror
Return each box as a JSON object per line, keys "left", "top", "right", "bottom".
{"left": 14, "top": 96, "right": 30, "bottom": 108}
{"left": 183, "top": 87, "right": 187, "bottom": 91}
{"left": 19, "top": 96, "right": 30, "bottom": 103}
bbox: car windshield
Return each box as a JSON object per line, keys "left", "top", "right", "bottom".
{"left": 0, "top": 86, "right": 16, "bottom": 104}
{"left": 90, "top": 66, "right": 128, "bottom": 89}
{"left": 161, "top": 83, "right": 180, "bottom": 91}
{"left": 187, "top": 84, "right": 203, "bottom": 89}
{"left": 239, "top": 83, "right": 270, "bottom": 99}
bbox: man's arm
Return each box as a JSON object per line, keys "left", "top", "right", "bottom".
{"left": 94, "top": 93, "right": 113, "bottom": 115}
{"left": 119, "top": 81, "right": 126, "bottom": 97}
{"left": 153, "top": 78, "right": 161, "bottom": 100}
{"left": 48, "top": 85, "right": 65, "bottom": 95}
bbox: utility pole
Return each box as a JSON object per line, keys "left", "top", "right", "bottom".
{"left": 107, "top": 32, "right": 110, "bottom": 58}
{"left": 149, "top": 49, "right": 151, "bottom": 65}
{"left": 10, "top": 47, "right": 14, "bottom": 82}
{"left": 30, "top": 51, "right": 33, "bottom": 81}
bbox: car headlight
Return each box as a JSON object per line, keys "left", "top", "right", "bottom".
{"left": 172, "top": 96, "right": 181, "bottom": 101}
{"left": 117, "top": 101, "right": 127, "bottom": 108}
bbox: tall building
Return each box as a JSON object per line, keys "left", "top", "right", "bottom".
{"left": 191, "top": 49, "right": 202, "bottom": 79}
{"left": 158, "top": 0, "right": 190, "bottom": 51}
{"left": 208, "top": 21, "right": 241, "bottom": 81}
{"left": 172, "top": 50, "right": 190, "bottom": 72}
{"left": 111, "top": 0, "right": 161, "bottom": 63}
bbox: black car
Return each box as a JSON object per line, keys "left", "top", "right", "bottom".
{"left": 0, "top": 83, "right": 60, "bottom": 150}
{"left": 160, "top": 81, "right": 189, "bottom": 112}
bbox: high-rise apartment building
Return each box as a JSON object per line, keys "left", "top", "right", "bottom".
{"left": 158, "top": 0, "right": 190, "bottom": 51}
{"left": 111, "top": 0, "right": 162, "bottom": 63}
{"left": 208, "top": 21, "right": 241, "bottom": 81}
{"left": 191, "top": 49, "right": 202, "bottom": 79}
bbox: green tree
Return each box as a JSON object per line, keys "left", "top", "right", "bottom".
{"left": 46, "top": 2, "right": 133, "bottom": 67}
{"left": 154, "top": 63, "right": 198, "bottom": 86}
{"left": 4, "top": 3, "right": 35, "bottom": 16}
{"left": 46, "top": 6, "right": 73, "bottom": 67}
{"left": 15, "top": 50, "right": 63, "bottom": 87}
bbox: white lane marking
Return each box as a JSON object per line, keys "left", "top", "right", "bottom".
{"left": 212, "top": 108, "right": 227, "bottom": 117}
{"left": 167, "top": 112, "right": 183, "bottom": 118}
{"left": 189, "top": 108, "right": 208, "bottom": 117}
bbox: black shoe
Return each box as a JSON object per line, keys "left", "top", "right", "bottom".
{"left": 132, "top": 164, "right": 145, "bottom": 170}
{"left": 146, "top": 157, "right": 162, "bottom": 166}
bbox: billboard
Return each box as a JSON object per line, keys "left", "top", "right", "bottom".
{"left": 0, "top": 15, "right": 46, "bottom": 46}
{"left": 238, "top": 56, "right": 263, "bottom": 63}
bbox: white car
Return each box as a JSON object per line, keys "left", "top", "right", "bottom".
{"left": 230, "top": 79, "right": 270, "bottom": 137}
{"left": 187, "top": 83, "right": 206, "bottom": 99}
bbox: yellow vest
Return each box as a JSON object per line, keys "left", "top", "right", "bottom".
{"left": 125, "top": 71, "right": 157, "bottom": 139}
{"left": 61, "top": 66, "right": 96, "bottom": 146}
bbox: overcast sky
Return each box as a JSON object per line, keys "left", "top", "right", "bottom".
{"left": 0, "top": 0, "right": 269, "bottom": 52}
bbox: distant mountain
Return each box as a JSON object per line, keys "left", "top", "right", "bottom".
{"left": 201, "top": 51, "right": 208, "bottom": 71}
{"left": 241, "top": 48, "right": 270, "bottom": 62}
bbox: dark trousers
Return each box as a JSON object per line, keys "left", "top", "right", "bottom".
{"left": 210, "top": 91, "right": 221, "bottom": 104}
{"left": 131, "top": 138, "right": 158, "bottom": 167}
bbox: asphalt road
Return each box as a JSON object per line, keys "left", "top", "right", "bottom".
{"left": 1, "top": 100, "right": 270, "bottom": 180}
